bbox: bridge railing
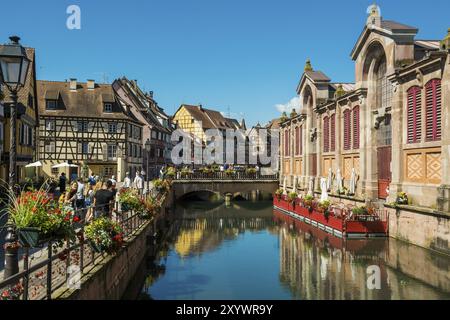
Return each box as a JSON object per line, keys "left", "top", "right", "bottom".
{"left": 0, "top": 202, "right": 149, "bottom": 300}
{"left": 174, "top": 171, "right": 279, "bottom": 181}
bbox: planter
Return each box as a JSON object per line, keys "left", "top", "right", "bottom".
{"left": 17, "top": 228, "right": 50, "bottom": 248}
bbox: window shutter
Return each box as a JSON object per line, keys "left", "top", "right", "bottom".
{"left": 425, "top": 79, "right": 441, "bottom": 141}
{"left": 330, "top": 114, "right": 336, "bottom": 152}
{"left": 323, "top": 116, "right": 329, "bottom": 152}
{"left": 299, "top": 125, "right": 303, "bottom": 155}
{"left": 343, "top": 110, "right": 351, "bottom": 150}
{"left": 407, "top": 86, "right": 422, "bottom": 143}
{"left": 295, "top": 126, "right": 299, "bottom": 155}
{"left": 352, "top": 106, "right": 360, "bottom": 149}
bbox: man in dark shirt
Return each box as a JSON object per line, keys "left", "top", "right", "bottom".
{"left": 59, "top": 173, "right": 67, "bottom": 194}
{"left": 93, "top": 180, "right": 115, "bottom": 218}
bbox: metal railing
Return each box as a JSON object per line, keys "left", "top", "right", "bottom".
{"left": 0, "top": 202, "right": 153, "bottom": 300}
{"left": 174, "top": 171, "right": 279, "bottom": 181}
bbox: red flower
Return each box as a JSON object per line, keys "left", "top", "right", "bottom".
{"left": 73, "top": 216, "right": 80, "bottom": 223}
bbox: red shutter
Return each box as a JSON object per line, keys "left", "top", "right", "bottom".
{"left": 407, "top": 86, "right": 422, "bottom": 143}
{"left": 352, "top": 106, "right": 360, "bottom": 149}
{"left": 330, "top": 114, "right": 336, "bottom": 152}
{"left": 323, "top": 116, "right": 329, "bottom": 152}
{"left": 343, "top": 110, "right": 351, "bottom": 150}
{"left": 425, "top": 79, "right": 441, "bottom": 141}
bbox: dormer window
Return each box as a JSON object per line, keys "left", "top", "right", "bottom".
{"left": 46, "top": 100, "right": 57, "bottom": 110}
{"left": 104, "top": 103, "right": 113, "bottom": 113}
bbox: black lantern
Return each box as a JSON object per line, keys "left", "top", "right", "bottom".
{"left": 0, "top": 36, "right": 30, "bottom": 92}
{"left": 145, "top": 138, "right": 151, "bottom": 152}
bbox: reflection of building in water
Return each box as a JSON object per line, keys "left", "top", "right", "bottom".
{"left": 275, "top": 210, "right": 449, "bottom": 299}
{"left": 173, "top": 217, "right": 275, "bottom": 258}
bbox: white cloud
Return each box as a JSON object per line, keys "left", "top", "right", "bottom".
{"left": 275, "top": 96, "right": 302, "bottom": 114}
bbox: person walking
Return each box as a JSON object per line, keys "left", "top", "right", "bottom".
{"left": 110, "top": 175, "right": 117, "bottom": 185}
{"left": 59, "top": 172, "right": 67, "bottom": 195}
{"left": 134, "top": 171, "right": 144, "bottom": 196}
{"left": 93, "top": 180, "right": 115, "bottom": 219}
{"left": 64, "top": 182, "right": 78, "bottom": 208}
{"left": 123, "top": 172, "right": 131, "bottom": 188}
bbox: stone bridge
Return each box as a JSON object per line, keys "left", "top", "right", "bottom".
{"left": 171, "top": 174, "right": 279, "bottom": 200}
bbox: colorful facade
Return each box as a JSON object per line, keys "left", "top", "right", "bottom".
{"left": 280, "top": 7, "right": 450, "bottom": 211}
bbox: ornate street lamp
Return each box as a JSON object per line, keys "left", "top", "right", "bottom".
{"left": 0, "top": 36, "right": 31, "bottom": 280}
{"left": 145, "top": 138, "right": 151, "bottom": 192}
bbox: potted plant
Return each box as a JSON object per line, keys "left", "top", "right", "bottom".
{"left": 352, "top": 206, "right": 368, "bottom": 216}
{"left": 165, "top": 167, "right": 176, "bottom": 180}
{"left": 318, "top": 200, "right": 331, "bottom": 219}
{"left": 225, "top": 168, "right": 235, "bottom": 176}
{"left": 302, "top": 195, "right": 314, "bottom": 211}
{"left": 274, "top": 188, "right": 284, "bottom": 200}
{"left": 118, "top": 188, "right": 140, "bottom": 212}
{"left": 395, "top": 192, "right": 409, "bottom": 205}
{"left": 84, "top": 217, "right": 124, "bottom": 254}
{"left": 7, "top": 188, "right": 76, "bottom": 247}
{"left": 140, "top": 196, "right": 160, "bottom": 219}
{"left": 180, "top": 167, "right": 192, "bottom": 178}
{"left": 287, "top": 192, "right": 298, "bottom": 208}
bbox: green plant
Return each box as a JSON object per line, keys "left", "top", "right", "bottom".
{"left": 165, "top": 167, "right": 176, "bottom": 178}
{"left": 84, "top": 217, "right": 123, "bottom": 253}
{"left": 274, "top": 188, "right": 284, "bottom": 199}
{"left": 225, "top": 168, "right": 235, "bottom": 175}
{"left": 352, "top": 206, "right": 368, "bottom": 216}
{"left": 395, "top": 192, "right": 409, "bottom": 205}
{"left": 7, "top": 186, "right": 76, "bottom": 245}
{"left": 246, "top": 167, "right": 257, "bottom": 174}
{"left": 118, "top": 188, "right": 141, "bottom": 211}
{"left": 287, "top": 192, "right": 298, "bottom": 203}
{"left": 318, "top": 200, "right": 331, "bottom": 211}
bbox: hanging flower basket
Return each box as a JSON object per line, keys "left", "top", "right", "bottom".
{"left": 84, "top": 217, "right": 124, "bottom": 254}
{"left": 17, "top": 227, "right": 50, "bottom": 248}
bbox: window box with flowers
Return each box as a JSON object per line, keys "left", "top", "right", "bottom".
{"left": 118, "top": 188, "right": 141, "bottom": 212}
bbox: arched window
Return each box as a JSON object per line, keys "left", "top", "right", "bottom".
{"left": 343, "top": 109, "right": 351, "bottom": 150}
{"left": 376, "top": 57, "right": 392, "bottom": 109}
{"left": 425, "top": 79, "right": 441, "bottom": 141}
{"left": 330, "top": 114, "right": 336, "bottom": 152}
{"left": 353, "top": 106, "right": 360, "bottom": 149}
{"left": 407, "top": 86, "right": 422, "bottom": 143}
{"left": 323, "top": 116, "right": 329, "bottom": 153}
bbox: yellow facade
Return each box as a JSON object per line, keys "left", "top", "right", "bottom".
{"left": 172, "top": 106, "right": 206, "bottom": 142}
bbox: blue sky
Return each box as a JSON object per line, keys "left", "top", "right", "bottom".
{"left": 1, "top": 0, "right": 449, "bottom": 126}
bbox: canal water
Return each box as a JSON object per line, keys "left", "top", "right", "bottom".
{"left": 139, "top": 198, "right": 450, "bottom": 300}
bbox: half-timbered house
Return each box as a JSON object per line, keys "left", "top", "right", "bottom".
{"left": 37, "top": 79, "right": 143, "bottom": 181}
{"left": 113, "top": 77, "right": 173, "bottom": 179}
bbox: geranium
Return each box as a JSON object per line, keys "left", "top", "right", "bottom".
{"left": 84, "top": 217, "right": 124, "bottom": 254}
{"left": 1, "top": 283, "right": 23, "bottom": 300}
{"left": 7, "top": 185, "right": 76, "bottom": 245}
{"left": 118, "top": 188, "right": 141, "bottom": 211}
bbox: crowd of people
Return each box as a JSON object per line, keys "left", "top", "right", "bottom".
{"left": 56, "top": 170, "right": 151, "bottom": 222}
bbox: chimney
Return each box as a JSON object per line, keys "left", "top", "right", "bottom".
{"left": 132, "top": 79, "right": 138, "bottom": 90}
{"left": 149, "top": 91, "right": 153, "bottom": 98}
{"left": 69, "top": 78, "right": 77, "bottom": 91}
{"left": 87, "top": 79, "right": 95, "bottom": 90}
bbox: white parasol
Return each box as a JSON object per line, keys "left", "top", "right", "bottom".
{"left": 320, "top": 177, "right": 329, "bottom": 202}
{"left": 52, "top": 162, "right": 79, "bottom": 168}
{"left": 335, "top": 169, "right": 343, "bottom": 193}
{"left": 307, "top": 177, "right": 314, "bottom": 197}
{"left": 349, "top": 168, "right": 357, "bottom": 195}
{"left": 25, "top": 161, "right": 42, "bottom": 168}
{"left": 327, "top": 168, "right": 333, "bottom": 191}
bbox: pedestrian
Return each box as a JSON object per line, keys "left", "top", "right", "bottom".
{"left": 88, "top": 173, "right": 96, "bottom": 186}
{"left": 123, "top": 172, "right": 131, "bottom": 188}
{"left": 93, "top": 180, "right": 115, "bottom": 219}
{"left": 59, "top": 172, "right": 67, "bottom": 194}
{"left": 110, "top": 175, "right": 117, "bottom": 185}
{"left": 74, "top": 178, "right": 86, "bottom": 219}
{"left": 64, "top": 182, "right": 78, "bottom": 208}
{"left": 134, "top": 171, "right": 144, "bottom": 196}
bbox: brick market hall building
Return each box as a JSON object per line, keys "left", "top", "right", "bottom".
{"left": 279, "top": 6, "right": 450, "bottom": 251}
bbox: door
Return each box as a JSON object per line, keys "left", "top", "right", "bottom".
{"left": 377, "top": 146, "right": 391, "bottom": 199}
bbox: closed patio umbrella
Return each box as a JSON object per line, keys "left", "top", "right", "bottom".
{"left": 25, "top": 161, "right": 42, "bottom": 168}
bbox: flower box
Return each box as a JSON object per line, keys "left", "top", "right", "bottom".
{"left": 17, "top": 227, "right": 50, "bottom": 248}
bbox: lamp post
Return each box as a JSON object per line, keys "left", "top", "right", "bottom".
{"left": 145, "top": 138, "right": 151, "bottom": 192}
{"left": 0, "top": 36, "right": 31, "bottom": 279}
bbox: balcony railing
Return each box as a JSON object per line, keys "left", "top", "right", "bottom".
{"left": 0, "top": 203, "right": 152, "bottom": 300}
{"left": 174, "top": 171, "right": 279, "bottom": 181}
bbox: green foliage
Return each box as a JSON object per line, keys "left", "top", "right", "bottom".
{"left": 352, "top": 206, "right": 368, "bottom": 216}
{"left": 287, "top": 192, "right": 298, "bottom": 202}
{"left": 84, "top": 217, "right": 123, "bottom": 253}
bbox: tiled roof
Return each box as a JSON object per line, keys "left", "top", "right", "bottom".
{"left": 414, "top": 40, "right": 440, "bottom": 50}
{"left": 304, "top": 70, "right": 330, "bottom": 82}
{"left": 37, "top": 80, "right": 141, "bottom": 123}
{"left": 381, "top": 20, "right": 418, "bottom": 33}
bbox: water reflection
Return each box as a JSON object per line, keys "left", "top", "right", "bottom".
{"left": 141, "top": 200, "right": 450, "bottom": 300}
